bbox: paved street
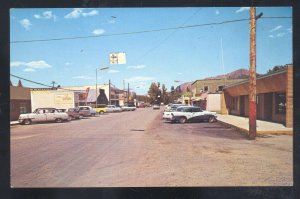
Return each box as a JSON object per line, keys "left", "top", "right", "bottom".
{"left": 11, "top": 108, "right": 292, "bottom": 187}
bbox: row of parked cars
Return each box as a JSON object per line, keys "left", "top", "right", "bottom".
{"left": 162, "top": 103, "right": 217, "bottom": 124}
{"left": 18, "top": 104, "right": 137, "bottom": 125}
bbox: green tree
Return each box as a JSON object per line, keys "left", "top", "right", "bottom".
{"left": 147, "top": 82, "right": 160, "bottom": 104}
{"left": 267, "top": 65, "right": 287, "bottom": 74}
{"left": 17, "top": 79, "right": 23, "bottom": 87}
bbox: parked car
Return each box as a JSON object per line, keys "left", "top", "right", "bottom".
{"left": 121, "top": 104, "right": 136, "bottom": 111}
{"left": 162, "top": 105, "right": 191, "bottom": 121}
{"left": 153, "top": 104, "right": 160, "bottom": 110}
{"left": 106, "top": 105, "right": 122, "bottom": 112}
{"left": 77, "top": 106, "right": 97, "bottom": 117}
{"left": 170, "top": 106, "right": 217, "bottom": 123}
{"left": 164, "top": 103, "right": 183, "bottom": 112}
{"left": 95, "top": 104, "right": 107, "bottom": 114}
{"left": 65, "top": 108, "right": 81, "bottom": 119}
{"left": 18, "top": 108, "right": 70, "bottom": 125}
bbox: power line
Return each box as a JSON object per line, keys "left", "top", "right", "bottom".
{"left": 136, "top": 8, "right": 202, "bottom": 62}
{"left": 10, "top": 16, "right": 291, "bottom": 44}
{"left": 10, "top": 74, "right": 83, "bottom": 92}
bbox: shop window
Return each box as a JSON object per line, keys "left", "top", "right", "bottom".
{"left": 218, "top": 85, "right": 224, "bottom": 91}
{"left": 20, "top": 102, "right": 27, "bottom": 114}
{"left": 275, "top": 93, "right": 286, "bottom": 114}
{"left": 203, "top": 86, "right": 208, "bottom": 92}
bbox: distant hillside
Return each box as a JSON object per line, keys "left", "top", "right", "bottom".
{"left": 205, "top": 68, "right": 250, "bottom": 80}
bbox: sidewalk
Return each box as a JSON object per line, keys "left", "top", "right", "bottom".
{"left": 216, "top": 114, "right": 293, "bottom": 136}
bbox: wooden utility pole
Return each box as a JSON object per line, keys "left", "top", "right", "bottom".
{"left": 109, "top": 79, "right": 111, "bottom": 105}
{"left": 127, "top": 83, "right": 130, "bottom": 104}
{"left": 249, "top": 7, "right": 257, "bottom": 139}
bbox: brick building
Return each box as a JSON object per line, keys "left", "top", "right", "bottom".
{"left": 10, "top": 85, "right": 31, "bottom": 121}
{"left": 221, "top": 66, "right": 293, "bottom": 127}
{"left": 191, "top": 78, "right": 246, "bottom": 111}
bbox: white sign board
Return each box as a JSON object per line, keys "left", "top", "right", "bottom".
{"left": 109, "top": 52, "right": 126, "bottom": 64}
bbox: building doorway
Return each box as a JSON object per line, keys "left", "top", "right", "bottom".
{"left": 264, "top": 93, "right": 273, "bottom": 121}
{"left": 240, "top": 96, "right": 245, "bottom": 117}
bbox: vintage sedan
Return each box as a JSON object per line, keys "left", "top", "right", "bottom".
{"left": 18, "top": 108, "right": 70, "bottom": 125}
{"left": 77, "top": 106, "right": 97, "bottom": 117}
{"left": 106, "top": 105, "right": 122, "bottom": 112}
{"left": 162, "top": 105, "right": 191, "bottom": 121}
{"left": 170, "top": 106, "right": 217, "bottom": 123}
{"left": 121, "top": 104, "right": 136, "bottom": 111}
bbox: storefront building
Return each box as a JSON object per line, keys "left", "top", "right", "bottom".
{"left": 191, "top": 78, "right": 246, "bottom": 112}
{"left": 221, "top": 66, "right": 293, "bottom": 127}
{"left": 10, "top": 86, "right": 32, "bottom": 120}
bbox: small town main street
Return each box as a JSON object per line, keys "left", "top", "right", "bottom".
{"left": 11, "top": 108, "right": 292, "bottom": 187}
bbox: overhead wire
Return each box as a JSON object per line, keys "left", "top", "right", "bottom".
{"left": 10, "top": 74, "right": 84, "bottom": 92}
{"left": 10, "top": 16, "right": 291, "bottom": 44}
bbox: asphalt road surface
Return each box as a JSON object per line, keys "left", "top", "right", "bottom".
{"left": 11, "top": 108, "right": 292, "bottom": 187}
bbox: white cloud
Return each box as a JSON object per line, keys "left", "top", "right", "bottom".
{"left": 65, "top": 62, "right": 71, "bottom": 65}
{"left": 276, "top": 32, "right": 286, "bottom": 37}
{"left": 125, "top": 76, "right": 155, "bottom": 83}
{"left": 127, "top": 65, "right": 146, "bottom": 69}
{"left": 270, "top": 25, "right": 282, "bottom": 32}
{"left": 10, "top": 60, "right": 52, "bottom": 69}
{"left": 27, "top": 60, "right": 51, "bottom": 68}
{"left": 268, "top": 32, "right": 286, "bottom": 38}
{"left": 10, "top": 61, "right": 26, "bottom": 67}
{"left": 93, "top": 29, "right": 105, "bottom": 35}
{"left": 34, "top": 14, "right": 41, "bottom": 19}
{"left": 72, "top": 76, "right": 92, "bottom": 80}
{"left": 24, "top": 68, "right": 36, "bottom": 72}
{"left": 108, "top": 19, "right": 116, "bottom": 24}
{"left": 34, "top": 11, "right": 57, "bottom": 21}
{"left": 19, "top": 18, "right": 32, "bottom": 30}
{"left": 215, "top": 10, "right": 220, "bottom": 15}
{"left": 107, "top": 69, "right": 120, "bottom": 73}
{"left": 82, "top": 10, "right": 98, "bottom": 17}
{"left": 64, "top": 8, "right": 82, "bottom": 19}
{"left": 235, "top": 7, "right": 250, "bottom": 13}
{"left": 64, "top": 8, "right": 98, "bottom": 19}
{"left": 177, "top": 72, "right": 183, "bottom": 75}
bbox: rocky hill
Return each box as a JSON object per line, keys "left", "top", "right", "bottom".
{"left": 205, "top": 68, "right": 250, "bottom": 80}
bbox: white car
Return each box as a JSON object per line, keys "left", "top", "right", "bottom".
{"left": 106, "top": 105, "right": 122, "bottom": 112}
{"left": 170, "top": 106, "right": 217, "bottom": 123}
{"left": 162, "top": 105, "right": 191, "bottom": 121}
{"left": 18, "top": 108, "right": 70, "bottom": 125}
{"left": 121, "top": 104, "right": 136, "bottom": 111}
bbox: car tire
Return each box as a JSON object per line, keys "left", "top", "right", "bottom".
{"left": 100, "top": 111, "right": 104, "bottom": 115}
{"left": 55, "top": 118, "right": 62, "bottom": 123}
{"left": 179, "top": 117, "right": 187, "bottom": 124}
{"left": 208, "top": 116, "right": 216, "bottom": 123}
{"left": 24, "top": 119, "right": 31, "bottom": 125}
{"left": 79, "top": 115, "right": 83, "bottom": 119}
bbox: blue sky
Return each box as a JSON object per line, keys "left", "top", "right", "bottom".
{"left": 10, "top": 7, "right": 292, "bottom": 95}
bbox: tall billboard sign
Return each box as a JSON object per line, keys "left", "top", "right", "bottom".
{"left": 109, "top": 52, "right": 126, "bottom": 64}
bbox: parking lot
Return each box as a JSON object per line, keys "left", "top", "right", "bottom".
{"left": 11, "top": 108, "right": 292, "bottom": 187}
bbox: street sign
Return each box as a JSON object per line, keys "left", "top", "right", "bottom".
{"left": 109, "top": 52, "right": 126, "bottom": 64}
{"left": 184, "top": 92, "right": 193, "bottom": 98}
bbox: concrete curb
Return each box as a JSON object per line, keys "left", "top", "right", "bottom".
{"left": 217, "top": 120, "right": 293, "bottom": 136}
